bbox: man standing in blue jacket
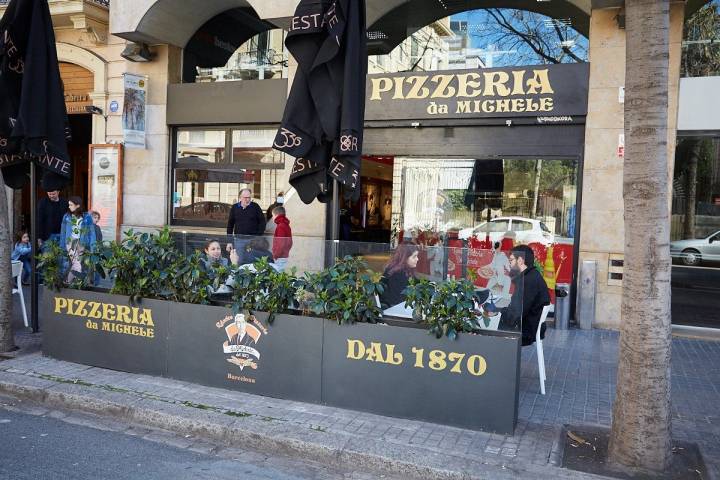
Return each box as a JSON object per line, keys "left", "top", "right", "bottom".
{"left": 226, "top": 188, "right": 266, "bottom": 255}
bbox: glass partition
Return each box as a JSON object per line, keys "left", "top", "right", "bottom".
{"left": 164, "top": 232, "right": 529, "bottom": 336}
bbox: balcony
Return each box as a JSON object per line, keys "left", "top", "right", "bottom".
{"left": 0, "top": 0, "right": 109, "bottom": 40}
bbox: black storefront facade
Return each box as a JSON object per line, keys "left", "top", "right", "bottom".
{"left": 355, "top": 63, "right": 589, "bottom": 310}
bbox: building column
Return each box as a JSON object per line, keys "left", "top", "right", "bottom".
{"left": 580, "top": 5, "right": 685, "bottom": 329}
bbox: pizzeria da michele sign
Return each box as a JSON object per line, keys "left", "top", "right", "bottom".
{"left": 365, "top": 62, "right": 589, "bottom": 122}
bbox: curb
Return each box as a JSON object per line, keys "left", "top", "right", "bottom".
{"left": 0, "top": 375, "right": 610, "bottom": 480}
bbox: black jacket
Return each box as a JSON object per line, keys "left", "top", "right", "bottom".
{"left": 380, "top": 269, "right": 412, "bottom": 308}
{"left": 226, "top": 202, "right": 266, "bottom": 236}
{"left": 501, "top": 267, "right": 551, "bottom": 346}
{"left": 0, "top": 0, "right": 71, "bottom": 189}
{"left": 273, "top": 0, "right": 367, "bottom": 204}
{"left": 37, "top": 196, "right": 66, "bottom": 241}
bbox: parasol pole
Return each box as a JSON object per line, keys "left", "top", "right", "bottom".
{"left": 30, "top": 161, "right": 39, "bottom": 332}
{"left": 330, "top": 179, "right": 340, "bottom": 263}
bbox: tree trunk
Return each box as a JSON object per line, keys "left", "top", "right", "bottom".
{"left": 0, "top": 170, "right": 16, "bottom": 353}
{"left": 608, "top": 0, "right": 672, "bottom": 473}
{"left": 683, "top": 140, "right": 700, "bottom": 239}
{"left": 532, "top": 159, "right": 542, "bottom": 218}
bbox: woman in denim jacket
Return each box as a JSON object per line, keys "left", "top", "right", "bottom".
{"left": 59, "top": 196, "right": 96, "bottom": 282}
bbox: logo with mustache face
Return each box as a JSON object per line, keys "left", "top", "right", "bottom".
{"left": 217, "top": 313, "right": 268, "bottom": 370}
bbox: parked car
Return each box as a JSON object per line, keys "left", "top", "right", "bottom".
{"left": 458, "top": 216, "right": 554, "bottom": 245}
{"left": 670, "top": 230, "right": 720, "bottom": 266}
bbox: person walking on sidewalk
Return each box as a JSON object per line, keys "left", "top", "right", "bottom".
{"left": 226, "top": 188, "right": 266, "bottom": 253}
{"left": 271, "top": 206, "right": 292, "bottom": 272}
{"left": 38, "top": 189, "right": 66, "bottom": 248}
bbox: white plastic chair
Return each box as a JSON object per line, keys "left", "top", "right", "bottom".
{"left": 11, "top": 260, "right": 28, "bottom": 328}
{"left": 536, "top": 304, "right": 552, "bottom": 395}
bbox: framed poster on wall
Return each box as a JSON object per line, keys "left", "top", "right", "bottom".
{"left": 88, "top": 144, "right": 123, "bottom": 242}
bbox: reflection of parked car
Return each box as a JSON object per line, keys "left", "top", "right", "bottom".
{"left": 670, "top": 231, "right": 720, "bottom": 266}
{"left": 458, "top": 216, "right": 554, "bottom": 245}
{"left": 175, "top": 201, "right": 232, "bottom": 221}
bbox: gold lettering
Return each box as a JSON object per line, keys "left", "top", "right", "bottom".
{"left": 511, "top": 71, "right": 526, "bottom": 95}
{"left": 101, "top": 303, "right": 116, "bottom": 321}
{"left": 526, "top": 98, "right": 539, "bottom": 112}
{"left": 88, "top": 302, "right": 102, "bottom": 319}
{"left": 346, "top": 339, "right": 365, "bottom": 360}
{"left": 365, "top": 342, "right": 384, "bottom": 363}
{"left": 456, "top": 101, "right": 472, "bottom": 114}
{"left": 54, "top": 297, "right": 68, "bottom": 314}
{"left": 539, "top": 97, "right": 554, "bottom": 111}
{"left": 392, "top": 77, "right": 405, "bottom": 100}
{"left": 384, "top": 344, "right": 403, "bottom": 365}
{"left": 481, "top": 100, "right": 496, "bottom": 113}
{"left": 495, "top": 99, "right": 511, "bottom": 113}
{"left": 483, "top": 71, "right": 511, "bottom": 97}
{"left": 370, "top": 77, "right": 392, "bottom": 101}
{"left": 456, "top": 73, "right": 482, "bottom": 98}
{"left": 117, "top": 305, "right": 131, "bottom": 324}
{"left": 526, "top": 69, "right": 554, "bottom": 95}
{"left": 75, "top": 300, "right": 88, "bottom": 317}
{"left": 467, "top": 355, "right": 487, "bottom": 376}
{"left": 430, "top": 74, "right": 456, "bottom": 98}
{"left": 405, "top": 76, "right": 430, "bottom": 99}
{"left": 139, "top": 309, "right": 154, "bottom": 327}
{"left": 511, "top": 98, "right": 525, "bottom": 112}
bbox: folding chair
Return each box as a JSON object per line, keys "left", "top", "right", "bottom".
{"left": 536, "top": 304, "right": 552, "bottom": 395}
{"left": 11, "top": 260, "right": 29, "bottom": 328}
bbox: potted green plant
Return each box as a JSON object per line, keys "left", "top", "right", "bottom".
{"left": 299, "top": 256, "right": 384, "bottom": 324}
{"left": 404, "top": 276, "right": 484, "bottom": 339}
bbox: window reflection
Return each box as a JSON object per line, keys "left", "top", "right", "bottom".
{"left": 671, "top": 136, "right": 720, "bottom": 328}
{"left": 172, "top": 128, "right": 285, "bottom": 227}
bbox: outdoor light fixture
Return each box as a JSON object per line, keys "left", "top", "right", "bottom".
{"left": 121, "top": 42, "right": 154, "bottom": 62}
{"left": 86, "top": 104, "right": 107, "bottom": 121}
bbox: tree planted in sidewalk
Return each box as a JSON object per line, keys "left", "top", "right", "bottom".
{"left": 0, "top": 169, "right": 15, "bottom": 353}
{"left": 608, "top": 0, "right": 673, "bottom": 473}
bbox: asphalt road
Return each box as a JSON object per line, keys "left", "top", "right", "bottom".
{"left": 0, "top": 404, "right": 392, "bottom": 480}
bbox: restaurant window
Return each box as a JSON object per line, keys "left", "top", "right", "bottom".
{"left": 390, "top": 157, "right": 578, "bottom": 308}
{"left": 671, "top": 136, "right": 720, "bottom": 328}
{"left": 171, "top": 127, "right": 285, "bottom": 227}
{"left": 681, "top": 0, "right": 720, "bottom": 78}
{"left": 194, "top": 29, "right": 289, "bottom": 83}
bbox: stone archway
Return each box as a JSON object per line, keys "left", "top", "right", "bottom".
{"left": 56, "top": 43, "right": 108, "bottom": 144}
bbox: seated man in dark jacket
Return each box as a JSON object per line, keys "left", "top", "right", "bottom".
{"left": 499, "top": 245, "right": 551, "bottom": 346}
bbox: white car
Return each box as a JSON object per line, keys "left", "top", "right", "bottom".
{"left": 458, "top": 216, "right": 555, "bottom": 245}
{"left": 670, "top": 230, "right": 720, "bottom": 266}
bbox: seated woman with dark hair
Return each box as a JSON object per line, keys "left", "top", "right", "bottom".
{"left": 240, "top": 236, "right": 274, "bottom": 265}
{"left": 200, "top": 239, "right": 230, "bottom": 272}
{"left": 379, "top": 242, "right": 420, "bottom": 308}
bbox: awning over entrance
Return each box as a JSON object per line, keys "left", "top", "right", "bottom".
{"left": 111, "top": 0, "right": 602, "bottom": 48}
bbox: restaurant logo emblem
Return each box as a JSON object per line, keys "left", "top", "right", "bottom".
{"left": 216, "top": 313, "right": 267, "bottom": 371}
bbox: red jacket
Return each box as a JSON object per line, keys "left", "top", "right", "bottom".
{"left": 272, "top": 215, "right": 293, "bottom": 259}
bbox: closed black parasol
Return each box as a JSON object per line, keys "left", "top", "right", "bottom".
{"left": 0, "top": 0, "right": 72, "bottom": 333}
{"left": 273, "top": 0, "right": 367, "bottom": 204}
{"left": 0, "top": 0, "right": 72, "bottom": 189}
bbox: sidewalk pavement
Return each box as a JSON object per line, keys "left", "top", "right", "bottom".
{"left": 2, "top": 299, "right": 719, "bottom": 479}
